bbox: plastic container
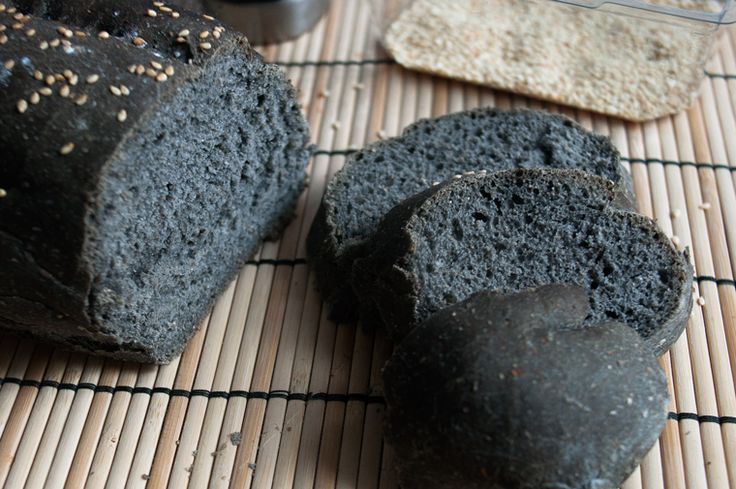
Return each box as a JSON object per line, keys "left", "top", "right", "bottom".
{"left": 369, "top": 0, "right": 735, "bottom": 120}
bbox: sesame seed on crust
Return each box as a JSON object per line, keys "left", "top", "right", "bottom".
{"left": 59, "top": 142, "right": 75, "bottom": 155}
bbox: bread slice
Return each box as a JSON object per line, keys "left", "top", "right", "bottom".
{"left": 308, "top": 108, "right": 633, "bottom": 318}
{"left": 0, "top": 1, "right": 311, "bottom": 362}
{"left": 353, "top": 169, "right": 692, "bottom": 355}
{"left": 383, "top": 285, "right": 669, "bottom": 489}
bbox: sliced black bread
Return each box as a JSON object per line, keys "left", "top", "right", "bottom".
{"left": 0, "top": 1, "right": 311, "bottom": 362}
{"left": 307, "top": 108, "right": 633, "bottom": 318}
{"left": 384, "top": 285, "right": 669, "bottom": 489}
{"left": 353, "top": 169, "right": 692, "bottom": 355}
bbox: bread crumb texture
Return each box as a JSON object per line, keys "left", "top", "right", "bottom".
{"left": 384, "top": 0, "right": 720, "bottom": 120}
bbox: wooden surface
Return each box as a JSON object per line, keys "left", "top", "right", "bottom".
{"left": 1, "top": 2, "right": 736, "bottom": 488}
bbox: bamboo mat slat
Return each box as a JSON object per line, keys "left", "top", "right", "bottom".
{"left": 1, "top": 5, "right": 736, "bottom": 488}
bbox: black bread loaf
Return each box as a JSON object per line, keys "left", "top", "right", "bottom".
{"left": 0, "top": 1, "right": 311, "bottom": 362}
{"left": 383, "top": 285, "right": 669, "bottom": 489}
{"left": 307, "top": 109, "right": 633, "bottom": 319}
{"left": 354, "top": 169, "right": 692, "bottom": 355}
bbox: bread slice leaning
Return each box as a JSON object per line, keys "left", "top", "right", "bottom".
{"left": 307, "top": 108, "right": 633, "bottom": 319}
{"left": 353, "top": 169, "right": 692, "bottom": 356}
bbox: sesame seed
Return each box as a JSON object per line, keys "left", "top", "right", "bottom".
{"left": 0, "top": 4, "right": 4, "bottom": 12}
{"left": 75, "top": 30, "right": 86, "bottom": 37}
{"left": 319, "top": 90, "right": 330, "bottom": 98}
{"left": 63, "top": 69, "right": 73, "bottom": 79}
{"left": 176, "top": 36, "right": 186, "bottom": 43}
{"left": 146, "top": 9, "right": 157, "bottom": 17}
{"left": 0, "top": 25, "right": 5, "bottom": 32}
{"left": 6, "top": 7, "right": 15, "bottom": 13}
{"left": 199, "top": 42, "right": 212, "bottom": 50}
{"left": 671, "top": 235, "right": 681, "bottom": 248}
{"left": 212, "top": 30, "right": 220, "bottom": 39}
{"left": 699, "top": 202, "right": 711, "bottom": 210}
{"left": 3, "top": 59, "right": 13, "bottom": 69}
{"left": 178, "top": 29, "right": 190, "bottom": 37}
{"left": 39, "top": 40, "right": 48, "bottom": 49}
{"left": 49, "top": 38, "right": 60, "bottom": 47}
{"left": 117, "top": 109, "right": 127, "bottom": 122}
{"left": 120, "top": 85, "right": 130, "bottom": 95}
{"left": 54, "top": 73, "right": 65, "bottom": 81}
{"left": 12, "top": 12, "right": 22, "bottom": 20}
{"left": 452, "top": 174, "right": 462, "bottom": 180}
{"left": 34, "top": 70, "right": 43, "bottom": 80}
{"left": 128, "top": 64, "right": 137, "bottom": 73}
{"left": 136, "top": 65, "right": 145, "bottom": 75}
{"left": 376, "top": 130, "right": 387, "bottom": 140}
{"left": 165, "top": 65, "right": 174, "bottom": 76}
{"left": 160, "top": 6, "right": 173, "bottom": 13}
{"left": 0, "top": 188, "right": 6, "bottom": 198}
{"left": 58, "top": 27, "right": 72, "bottom": 38}
{"left": 86, "top": 74, "right": 100, "bottom": 84}
{"left": 670, "top": 209, "right": 681, "bottom": 219}
{"left": 203, "top": 14, "right": 215, "bottom": 20}
{"left": 61, "top": 40, "right": 71, "bottom": 48}
{"left": 45, "top": 75, "right": 55, "bottom": 86}
{"left": 110, "top": 85, "right": 122, "bottom": 96}
{"left": 98, "top": 30, "right": 110, "bottom": 39}
{"left": 150, "top": 60, "right": 163, "bottom": 70}
{"left": 0, "top": 34, "right": 7, "bottom": 44}
{"left": 16, "top": 99, "right": 28, "bottom": 113}
{"left": 696, "top": 296, "right": 705, "bottom": 306}
{"left": 199, "top": 31, "right": 210, "bottom": 39}
{"left": 12, "top": 22, "right": 22, "bottom": 30}
{"left": 59, "top": 84, "right": 70, "bottom": 97}
{"left": 39, "top": 87, "right": 52, "bottom": 96}
{"left": 171, "top": 11, "right": 180, "bottom": 18}
{"left": 75, "top": 94, "right": 88, "bottom": 105}
{"left": 29, "top": 92, "right": 39, "bottom": 104}
{"left": 153, "top": 1, "right": 164, "bottom": 6}
{"left": 156, "top": 72, "right": 168, "bottom": 82}
{"left": 133, "top": 36, "right": 146, "bottom": 46}
{"left": 25, "top": 28, "right": 35, "bottom": 36}
{"left": 59, "top": 142, "right": 75, "bottom": 155}
{"left": 145, "top": 68, "right": 157, "bottom": 78}
{"left": 353, "top": 83, "right": 364, "bottom": 90}
{"left": 432, "top": 182, "right": 440, "bottom": 186}
{"left": 478, "top": 170, "right": 488, "bottom": 175}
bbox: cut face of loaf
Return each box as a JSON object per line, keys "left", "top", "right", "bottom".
{"left": 0, "top": 1, "right": 311, "bottom": 362}
{"left": 353, "top": 169, "right": 692, "bottom": 355}
{"left": 307, "top": 108, "right": 633, "bottom": 319}
{"left": 383, "top": 285, "right": 669, "bottom": 489}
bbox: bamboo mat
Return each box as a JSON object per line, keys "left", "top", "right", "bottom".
{"left": 1, "top": 2, "right": 736, "bottom": 488}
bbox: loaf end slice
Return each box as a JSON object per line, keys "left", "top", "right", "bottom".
{"left": 308, "top": 108, "right": 632, "bottom": 319}
{"left": 353, "top": 169, "right": 692, "bottom": 355}
{"left": 384, "top": 285, "right": 669, "bottom": 489}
